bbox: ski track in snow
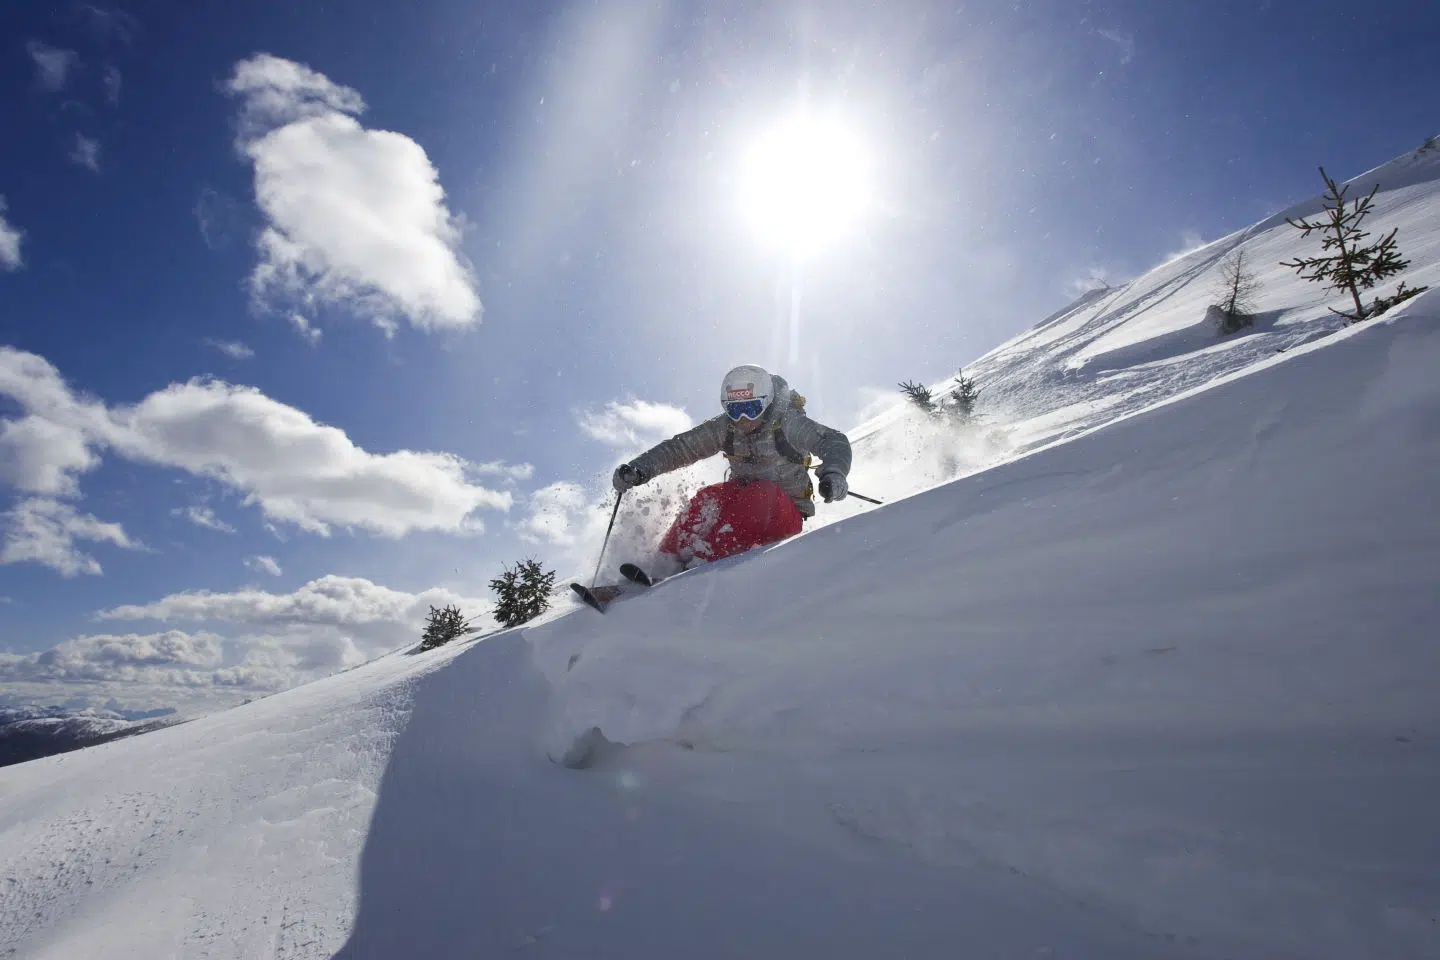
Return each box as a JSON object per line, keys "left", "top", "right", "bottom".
{"left": 1, "top": 143, "right": 1438, "bottom": 958}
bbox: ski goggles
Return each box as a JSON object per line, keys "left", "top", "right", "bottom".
{"left": 724, "top": 398, "right": 767, "bottom": 421}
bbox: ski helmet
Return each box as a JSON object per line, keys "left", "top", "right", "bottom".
{"left": 720, "top": 364, "right": 774, "bottom": 421}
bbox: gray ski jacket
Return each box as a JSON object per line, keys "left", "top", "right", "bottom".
{"left": 629, "top": 375, "right": 851, "bottom": 517}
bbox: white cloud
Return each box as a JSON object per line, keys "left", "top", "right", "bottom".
{"left": 245, "top": 554, "right": 282, "bottom": 577}
{"left": 0, "top": 348, "right": 514, "bottom": 540}
{"left": 474, "top": 460, "right": 535, "bottom": 483}
{"left": 288, "top": 312, "right": 322, "bottom": 344}
{"left": 0, "top": 348, "right": 114, "bottom": 496}
{"left": 577, "top": 399, "right": 692, "bottom": 450}
{"left": 8, "top": 570, "right": 502, "bottom": 711}
{"left": 204, "top": 338, "right": 255, "bottom": 360}
{"left": 174, "top": 505, "right": 237, "bottom": 534}
{"left": 99, "top": 573, "right": 476, "bottom": 629}
{"left": 517, "top": 481, "right": 589, "bottom": 546}
{"left": 1, "top": 498, "right": 139, "bottom": 577}
{"left": 227, "top": 53, "right": 481, "bottom": 334}
{"left": 0, "top": 626, "right": 364, "bottom": 709}
{"left": 26, "top": 40, "right": 79, "bottom": 93}
{"left": 69, "top": 134, "right": 101, "bottom": 173}
{"left": 0, "top": 415, "right": 100, "bottom": 495}
{"left": 97, "top": 574, "right": 492, "bottom": 670}
{"left": 0, "top": 198, "right": 23, "bottom": 271}
{"left": 115, "top": 378, "right": 512, "bottom": 536}
{"left": 0, "top": 630, "right": 223, "bottom": 685}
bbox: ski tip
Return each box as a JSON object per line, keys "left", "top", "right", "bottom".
{"left": 569, "top": 582, "right": 607, "bottom": 613}
{"left": 619, "top": 563, "right": 654, "bottom": 587}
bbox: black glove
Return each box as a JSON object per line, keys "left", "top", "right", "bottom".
{"left": 817, "top": 470, "right": 848, "bottom": 503}
{"left": 612, "top": 462, "right": 648, "bottom": 493}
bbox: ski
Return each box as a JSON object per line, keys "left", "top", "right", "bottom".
{"left": 569, "top": 582, "right": 621, "bottom": 614}
{"left": 619, "top": 563, "right": 656, "bottom": 587}
{"left": 570, "top": 566, "right": 658, "bottom": 615}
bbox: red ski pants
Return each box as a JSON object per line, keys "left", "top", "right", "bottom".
{"left": 658, "top": 479, "right": 804, "bottom": 563}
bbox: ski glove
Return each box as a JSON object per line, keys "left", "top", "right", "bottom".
{"left": 612, "top": 462, "right": 648, "bottom": 493}
{"left": 817, "top": 470, "right": 848, "bottom": 503}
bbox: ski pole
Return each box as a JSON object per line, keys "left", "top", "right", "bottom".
{"left": 811, "top": 465, "right": 883, "bottom": 505}
{"left": 590, "top": 491, "right": 624, "bottom": 587}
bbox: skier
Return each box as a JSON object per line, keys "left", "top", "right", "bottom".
{"left": 611, "top": 363, "right": 852, "bottom": 580}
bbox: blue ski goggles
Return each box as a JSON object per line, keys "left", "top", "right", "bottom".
{"left": 724, "top": 398, "right": 767, "bottom": 421}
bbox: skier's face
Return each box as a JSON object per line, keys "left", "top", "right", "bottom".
{"left": 733, "top": 415, "right": 764, "bottom": 434}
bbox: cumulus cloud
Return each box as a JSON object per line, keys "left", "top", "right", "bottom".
{"left": 0, "top": 573, "right": 496, "bottom": 711}
{"left": 0, "top": 198, "right": 23, "bottom": 271}
{"left": 204, "top": 339, "right": 254, "bottom": 360}
{"left": 577, "top": 399, "right": 692, "bottom": 451}
{"left": 0, "top": 630, "right": 222, "bottom": 686}
{"left": 100, "top": 573, "right": 476, "bottom": 629}
{"left": 0, "top": 627, "right": 364, "bottom": 711}
{"left": 244, "top": 554, "right": 282, "bottom": 576}
{"left": 1, "top": 498, "right": 140, "bottom": 577}
{"left": 226, "top": 53, "right": 481, "bottom": 335}
{"left": 174, "top": 505, "right": 236, "bottom": 534}
{"left": 0, "top": 415, "right": 100, "bottom": 496}
{"left": 0, "top": 347, "right": 514, "bottom": 541}
{"left": 474, "top": 460, "right": 535, "bottom": 483}
{"left": 69, "top": 134, "right": 101, "bottom": 173}
{"left": 26, "top": 40, "right": 79, "bottom": 93}
{"left": 116, "top": 377, "right": 511, "bottom": 536}
{"left": 97, "top": 574, "right": 491, "bottom": 674}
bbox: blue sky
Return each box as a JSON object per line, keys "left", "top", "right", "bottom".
{"left": 1, "top": 0, "right": 1436, "bottom": 715}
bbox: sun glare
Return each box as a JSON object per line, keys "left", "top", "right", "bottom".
{"left": 739, "top": 111, "right": 872, "bottom": 258}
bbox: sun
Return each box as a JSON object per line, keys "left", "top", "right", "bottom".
{"left": 738, "top": 110, "right": 872, "bottom": 258}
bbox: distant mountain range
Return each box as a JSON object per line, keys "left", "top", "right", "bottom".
{"left": 0, "top": 706, "right": 178, "bottom": 768}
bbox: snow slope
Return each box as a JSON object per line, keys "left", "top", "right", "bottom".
{"left": 835, "top": 142, "right": 1440, "bottom": 508}
{"left": 528, "top": 297, "right": 1440, "bottom": 959}
{"left": 1, "top": 144, "right": 1438, "bottom": 959}
{"left": 0, "top": 645, "right": 455, "bottom": 957}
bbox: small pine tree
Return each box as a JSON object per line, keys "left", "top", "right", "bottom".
{"left": 946, "top": 370, "right": 981, "bottom": 421}
{"left": 420, "top": 604, "right": 474, "bottom": 651}
{"left": 489, "top": 558, "right": 557, "bottom": 628}
{"left": 898, "top": 380, "right": 935, "bottom": 414}
{"left": 1281, "top": 167, "right": 1421, "bottom": 322}
{"left": 1213, "top": 248, "right": 1261, "bottom": 334}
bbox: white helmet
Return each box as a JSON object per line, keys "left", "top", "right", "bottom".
{"left": 720, "top": 364, "right": 774, "bottom": 421}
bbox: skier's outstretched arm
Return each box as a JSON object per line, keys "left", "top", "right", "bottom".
{"left": 616, "top": 417, "right": 727, "bottom": 489}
